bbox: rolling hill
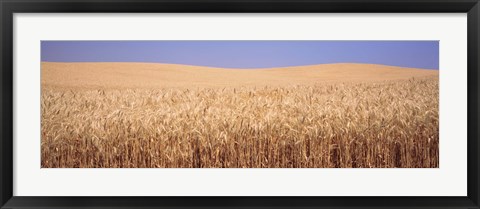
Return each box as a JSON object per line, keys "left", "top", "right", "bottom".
{"left": 41, "top": 62, "right": 438, "bottom": 89}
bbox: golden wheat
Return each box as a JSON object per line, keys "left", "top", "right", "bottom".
{"left": 41, "top": 77, "right": 439, "bottom": 168}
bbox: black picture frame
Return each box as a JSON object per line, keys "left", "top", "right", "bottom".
{"left": 1, "top": 0, "right": 479, "bottom": 208}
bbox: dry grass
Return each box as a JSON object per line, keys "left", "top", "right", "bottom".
{"left": 41, "top": 77, "right": 439, "bottom": 168}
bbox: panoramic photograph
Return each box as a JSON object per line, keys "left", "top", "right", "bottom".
{"left": 41, "top": 41, "right": 439, "bottom": 168}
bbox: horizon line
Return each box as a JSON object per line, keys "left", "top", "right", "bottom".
{"left": 41, "top": 61, "right": 439, "bottom": 70}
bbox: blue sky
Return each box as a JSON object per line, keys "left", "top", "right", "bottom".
{"left": 41, "top": 41, "right": 439, "bottom": 69}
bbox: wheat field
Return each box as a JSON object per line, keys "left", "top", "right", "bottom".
{"left": 41, "top": 62, "right": 439, "bottom": 168}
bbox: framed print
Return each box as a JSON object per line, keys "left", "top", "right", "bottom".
{"left": 1, "top": 0, "right": 479, "bottom": 208}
